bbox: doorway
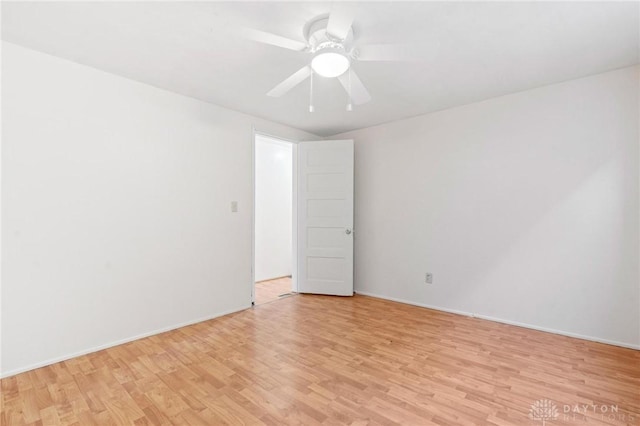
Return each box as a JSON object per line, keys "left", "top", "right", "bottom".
{"left": 253, "top": 133, "right": 296, "bottom": 305}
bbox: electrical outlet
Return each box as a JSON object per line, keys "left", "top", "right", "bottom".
{"left": 425, "top": 273, "right": 433, "bottom": 284}
{"left": 231, "top": 201, "right": 238, "bottom": 213}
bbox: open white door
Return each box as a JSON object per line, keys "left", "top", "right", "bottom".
{"left": 297, "top": 139, "right": 354, "bottom": 296}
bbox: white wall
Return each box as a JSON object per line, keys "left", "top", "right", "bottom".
{"left": 335, "top": 66, "right": 640, "bottom": 348}
{"left": 1, "top": 42, "right": 316, "bottom": 377}
{"left": 254, "top": 136, "right": 293, "bottom": 282}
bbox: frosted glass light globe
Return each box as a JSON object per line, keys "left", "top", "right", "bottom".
{"left": 311, "top": 51, "right": 350, "bottom": 78}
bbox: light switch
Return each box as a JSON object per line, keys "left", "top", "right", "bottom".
{"left": 231, "top": 201, "right": 238, "bottom": 213}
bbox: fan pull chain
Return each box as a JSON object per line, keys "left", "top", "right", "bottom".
{"left": 309, "top": 71, "right": 315, "bottom": 113}
{"left": 346, "top": 68, "right": 353, "bottom": 111}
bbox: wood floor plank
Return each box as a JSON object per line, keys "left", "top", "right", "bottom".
{"left": 2, "top": 294, "right": 639, "bottom": 425}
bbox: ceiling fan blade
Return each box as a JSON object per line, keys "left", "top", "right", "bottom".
{"left": 239, "top": 27, "right": 307, "bottom": 51}
{"left": 337, "top": 70, "right": 371, "bottom": 105}
{"left": 267, "top": 66, "right": 312, "bottom": 97}
{"left": 326, "top": 7, "right": 354, "bottom": 41}
{"left": 355, "top": 44, "right": 417, "bottom": 61}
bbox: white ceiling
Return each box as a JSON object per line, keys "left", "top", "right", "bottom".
{"left": 3, "top": 2, "right": 639, "bottom": 136}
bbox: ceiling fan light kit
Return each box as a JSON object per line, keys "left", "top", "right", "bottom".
{"left": 311, "top": 45, "right": 350, "bottom": 78}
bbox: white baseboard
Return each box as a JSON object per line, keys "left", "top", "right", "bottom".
{"left": 0, "top": 304, "right": 251, "bottom": 379}
{"left": 355, "top": 291, "right": 640, "bottom": 351}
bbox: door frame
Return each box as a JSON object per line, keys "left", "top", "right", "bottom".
{"left": 251, "top": 129, "right": 298, "bottom": 305}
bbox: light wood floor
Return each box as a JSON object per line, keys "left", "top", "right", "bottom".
{"left": 1, "top": 294, "right": 639, "bottom": 425}
{"left": 254, "top": 277, "right": 293, "bottom": 306}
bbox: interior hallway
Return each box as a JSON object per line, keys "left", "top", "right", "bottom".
{"left": 254, "top": 276, "right": 294, "bottom": 306}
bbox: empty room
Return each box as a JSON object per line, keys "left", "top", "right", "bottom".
{"left": 1, "top": 1, "right": 639, "bottom": 425}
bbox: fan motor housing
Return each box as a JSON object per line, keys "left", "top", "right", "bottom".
{"left": 304, "top": 15, "right": 354, "bottom": 51}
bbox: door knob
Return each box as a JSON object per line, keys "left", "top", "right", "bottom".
{"left": 345, "top": 228, "right": 352, "bottom": 235}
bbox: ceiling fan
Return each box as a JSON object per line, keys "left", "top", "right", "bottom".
{"left": 240, "top": 10, "right": 411, "bottom": 111}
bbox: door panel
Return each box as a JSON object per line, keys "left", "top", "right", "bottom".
{"left": 297, "top": 140, "right": 354, "bottom": 296}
